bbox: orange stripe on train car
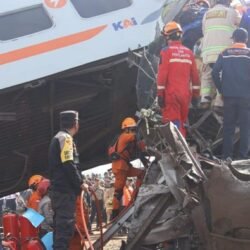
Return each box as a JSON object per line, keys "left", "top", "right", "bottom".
{"left": 0, "top": 25, "right": 107, "bottom": 65}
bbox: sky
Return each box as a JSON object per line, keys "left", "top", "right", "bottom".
{"left": 81, "top": 159, "right": 144, "bottom": 176}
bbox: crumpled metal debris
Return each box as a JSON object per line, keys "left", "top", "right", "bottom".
{"left": 126, "top": 116, "right": 250, "bottom": 250}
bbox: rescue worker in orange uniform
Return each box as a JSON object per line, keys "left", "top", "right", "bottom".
{"left": 157, "top": 22, "right": 200, "bottom": 137}
{"left": 111, "top": 117, "right": 145, "bottom": 219}
{"left": 26, "top": 175, "right": 44, "bottom": 211}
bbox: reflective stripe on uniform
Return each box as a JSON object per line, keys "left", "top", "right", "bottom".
{"left": 157, "top": 86, "right": 165, "bottom": 90}
{"left": 192, "top": 86, "right": 201, "bottom": 89}
{"left": 202, "top": 45, "right": 228, "bottom": 53}
{"left": 223, "top": 55, "right": 250, "bottom": 60}
{"left": 169, "top": 58, "right": 192, "bottom": 64}
{"left": 201, "top": 86, "right": 213, "bottom": 94}
{"left": 205, "top": 25, "right": 235, "bottom": 33}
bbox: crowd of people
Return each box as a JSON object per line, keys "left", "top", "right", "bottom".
{"left": 0, "top": 171, "right": 137, "bottom": 229}
{"left": 82, "top": 172, "right": 135, "bottom": 231}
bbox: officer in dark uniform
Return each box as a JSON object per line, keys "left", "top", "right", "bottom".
{"left": 49, "top": 110, "right": 83, "bottom": 250}
{"left": 212, "top": 28, "right": 250, "bottom": 159}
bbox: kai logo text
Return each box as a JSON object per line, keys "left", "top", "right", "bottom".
{"left": 112, "top": 18, "right": 138, "bottom": 31}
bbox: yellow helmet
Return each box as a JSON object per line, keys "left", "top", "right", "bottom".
{"left": 28, "top": 175, "right": 43, "bottom": 188}
{"left": 121, "top": 117, "right": 136, "bottom": 129}
{"left": 162, "top": 21, "right": 183, "bottom": 37}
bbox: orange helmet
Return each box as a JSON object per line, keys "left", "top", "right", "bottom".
{"left": 28, "top": 175, "right": 43, "bottom": 188}
{"left": 162, "top": 21, "right": 183, "bottom": 37}
{"left": 121, "top": 117, "right": 136, "bottom": 129}
{"left": 196, "top": 0, "right": 210, "bottom": 7}
{"left": 37, "top": 179, "right": 51, "bottom": 196}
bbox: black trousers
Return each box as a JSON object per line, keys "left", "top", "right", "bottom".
{"left": 50, "top": 191, "right": 77, "bottom": 250}
{"left": 223, "top": 97, "right": 250, "bottom": 159}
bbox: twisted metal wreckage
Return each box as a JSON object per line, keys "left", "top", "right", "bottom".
{"left": 118, "top": 1, "right": 250, "bottom": 248}
{"left": 121, "top": 108, "right": 250, "bottom": 250}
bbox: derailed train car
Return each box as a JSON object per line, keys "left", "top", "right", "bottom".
{"left": 0, "top": 0, "right": 167, "bottom": 196}
{"left": 0, "top": 0, "right": 219, "bottom": 198}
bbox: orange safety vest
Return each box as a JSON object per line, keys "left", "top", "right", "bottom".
{"left": 27, "top": 191, "right": 42, "bottom": 211}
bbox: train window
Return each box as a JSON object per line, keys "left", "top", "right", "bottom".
{"left": 71, "top": 0, "right": 132, "bottom": 18}
{"left": 0, "top": 5, "right": 52, "bottom": 41}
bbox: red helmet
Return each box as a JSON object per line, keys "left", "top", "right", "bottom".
{"left": 37, "top": 179, "right": 51, "bottom": 196}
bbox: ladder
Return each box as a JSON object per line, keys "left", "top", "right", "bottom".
{"left": 91, "top": 205, "right": 135, "bottom": 250}
{"left": 91, "top": 176, "right": 166, "bottom": 250}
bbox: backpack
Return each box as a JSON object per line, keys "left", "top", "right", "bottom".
{"left": 108, "top": 135, "right": 131, "bottom": 162}
{"left": 108, "top": 135, "right": 121, "bottom": 161}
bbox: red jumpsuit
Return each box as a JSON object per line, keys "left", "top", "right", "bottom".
{"left": 157, "top": 41, "right": 200, "bottom": 136}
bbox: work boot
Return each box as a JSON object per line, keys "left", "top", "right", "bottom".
{"left": 111, "top": 209, "right": 119, "bottom": 220}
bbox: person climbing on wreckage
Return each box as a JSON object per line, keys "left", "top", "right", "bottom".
{"left": 200, "top": 0, "right": 241, "bottom": 109}
{"left": 180, "top": 0, "right": 210, "bottom": 50}
{"left": 109, "top": 117, "right": 147, "bottom": 220}
{"left": 157, "top": 21, "right": 201, "bottom": 137}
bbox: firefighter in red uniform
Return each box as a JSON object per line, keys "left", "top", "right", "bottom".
{"left": 157, "top": 21, "right": 200, "bottom": 137}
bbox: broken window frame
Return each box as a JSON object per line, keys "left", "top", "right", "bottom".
{"left": 70, "top": 0, "right": 133, "bottom": 18}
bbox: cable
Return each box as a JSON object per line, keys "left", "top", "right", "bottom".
{"left": 0, "top": 151, "right": 29, "bottom": 196}
{"left": 75, "top": 224, "right": 87, "bottom": 250}
{"left": 79, "top": 190, "right": 94, "bottom": 250}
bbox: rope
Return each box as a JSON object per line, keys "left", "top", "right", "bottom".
{"left": 79, "top": 190, "right": 94, "bottom": 250}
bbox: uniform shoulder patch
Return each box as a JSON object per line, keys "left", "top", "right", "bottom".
{"left": 60, "top": 134, "right": 74, "bottom": 163}
{"left": 206, "top": 10, "right": 227, "bottom": 19}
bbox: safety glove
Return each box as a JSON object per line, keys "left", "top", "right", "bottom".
{"left": 191, "top": 97, "right": 200, "bottom": 109}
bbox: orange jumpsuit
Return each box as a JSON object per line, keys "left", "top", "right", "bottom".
{"left": 26, "top": 191, "right": 42, "bottom": 211}
{"left": 122, "top": 186, "right": 133, "bottom": 207}
{"left": 112, "top": 132, "right": 144, "bottom": 211}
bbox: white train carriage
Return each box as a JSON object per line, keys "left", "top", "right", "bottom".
{"left": 0, "top": 0, "right": 165, "bottom": 89}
